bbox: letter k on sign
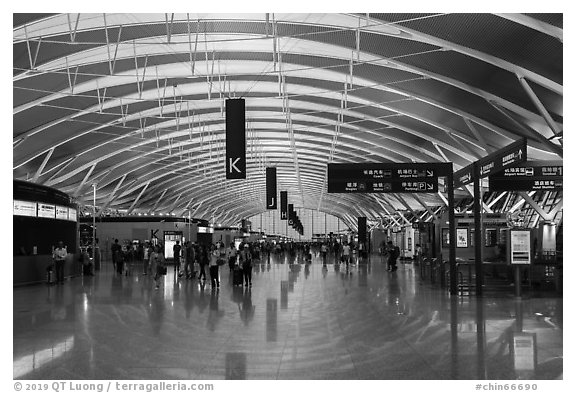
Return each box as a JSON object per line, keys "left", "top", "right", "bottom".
{"left": 229, "top": 157, "right": 242, "bottom": 173}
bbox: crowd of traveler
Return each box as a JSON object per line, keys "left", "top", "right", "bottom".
{"left": 47, "top": 237, "right": 405, "bottom": 286}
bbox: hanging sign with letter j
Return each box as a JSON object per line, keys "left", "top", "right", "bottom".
{"left": 266, "top": 167, "right": 277, "bottom": 209}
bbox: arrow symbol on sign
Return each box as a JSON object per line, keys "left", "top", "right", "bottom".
{"left": 517, "top": 149, "right": 522, "bottom": 159}
{"left": 427, "top": 170, "right": 434, "bottom": 177}
{"left": 427, "top": 183, "right": 434, "bottom": 190}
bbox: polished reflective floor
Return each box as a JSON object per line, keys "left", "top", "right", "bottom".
{"left": 13, "top": 253, "right": 562, "bottom": 380}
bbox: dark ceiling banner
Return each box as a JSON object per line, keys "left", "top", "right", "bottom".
{"left": 225, "top": 99, "right": 246, "bottom": 179}
{"left": 288, "top": 204, "right": 295, "bottom": 226}
{"left": 280, "top": 191, "right": 288, "bottom": 220}
{"left": 266, "top": 167, "right": 277, "bottom": 209}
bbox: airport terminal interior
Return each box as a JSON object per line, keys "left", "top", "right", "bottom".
{"left": 13, "top": 13, "right": 563, "bottom": 380}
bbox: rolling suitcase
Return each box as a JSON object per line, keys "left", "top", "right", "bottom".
{"left": 233, "top": 266, "right": 243, "bottom": 286}
{"left": 46, "top": 264, "right": 55, "bottom": 285}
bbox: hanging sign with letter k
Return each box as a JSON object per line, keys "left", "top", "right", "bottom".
{"left": 226, "top": 98, "right": 246, "bottom": 179}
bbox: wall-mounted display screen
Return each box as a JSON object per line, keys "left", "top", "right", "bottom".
{"left": 13, "top": 200, "right": 77, "bottom": 222}
{"left": 441, "top": 228, "right": 450, "bottom": 248}
{"left": 163, "top": 231, "right": 183, "bottom": 259}
{"left": 56, "top": 206, "right": 69, "bottom": 220}
{"left": 13, "top": 200, "right": 37, "bottom": 217}
{"left": 37, "top": 203, "right": 56, "bottom": 218}
{"left": 456, "top": 228, "right": 468, "bottom": 248}
{"left": 197, "top": 226, "right": 214, "bottom": 234}
{"left": 485, "top": 228, "right": 498, "bottom": 247}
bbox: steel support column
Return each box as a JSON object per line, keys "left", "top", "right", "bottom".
{"left": 473, "top": 163, "right": 483, "bottom": 297}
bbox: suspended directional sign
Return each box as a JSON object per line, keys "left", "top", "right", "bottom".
{"left": 280, "top": 191, "right": 288, "bottom": 220}
{"left": 453, "top": 166, "right": 474, "bottom": 189}
{"left": 479, "top": 138, "right": 527, "bottom": 177}
{"left": 225, "top": 99, "right": 246, "bottom": 179}
{"left": 454, "top": 138, "right": 528, "bottom": 188}
{"left": 327, "top": 163, "right": 442, "bottom": 193}
{"left": 288, "top": 204, "right": 295, "bottom": 226}
{"left": 266, "top": 167, "right": 277, "bottom": 209}
{"left": 489, "top": 161, "right": 563, "bottom": 191}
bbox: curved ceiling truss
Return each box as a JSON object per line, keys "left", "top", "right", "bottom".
{"left": 13, "top": 13, "right": 563, "bottom": 226}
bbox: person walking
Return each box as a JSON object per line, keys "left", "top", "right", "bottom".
{"left": 387, "top": 241, "right": 400, "bottom": 272}
{"left": 150, "top": 246, "right": 166, "bottom": 289}
{"left": 414, "top": 243, "right": 422, "bottom": 266}
{"left": 209, "top": 244, "right": 220, "bottom": 289}
{"left": 173, "top": 240, "right": 182, "bottom": 276}
{"left": 111, "top": 239, "right": 121, "bottom": 273}
{"left": 321, "top": 243, "right": 328, "bottom": 264}
{"left": 142, "top": 242, "right": 152, "bottom": 275}
{"left": 240, "top": 244, "right": 253, "bottom": 287}
{"left": 219, "top": 242, "right": 227, "bottom": 264}
{"left": 52, "top": 241, "right": 67, "bottom": 285}
{"left": 184, "top": 241, "right": 195, "bottom": 279}
{"left": 341, "top": 241, "right": 351, "bottom": 267}
{"left": 197, "top": 244, "right": 208, "bottom": 282}
{"left": 117, "top": 242, "right": 126, "bottom": 275}
{"left": 227, "top": 243, "right": 237, "bottom": 273}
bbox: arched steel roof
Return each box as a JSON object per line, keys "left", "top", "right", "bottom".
{"left": 13, "top": 13, "right": 563, "bottom": 225}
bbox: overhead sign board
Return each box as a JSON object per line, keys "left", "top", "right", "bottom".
{"left": 492, "top": 162, "right": 562, "bottom": 178}
{"left": 479, "top": 138, "right": 527, "bottom": 177}
{"left": 454, "top": 138, "right": 528, "bottom": 188}
{"left": 489, "top": 161, "right": 563, "bottom": 192}
{"left": 328, "top": 180, "right": 437, "bottom": 193}
{"left": 454, "top": 166, "right": 474, "bottom": 189}
{"left": 489, "top": 177, "right": 562, "bottom": 191}
{"left": 327, "top": 162, "right": 446, "bottom": 194}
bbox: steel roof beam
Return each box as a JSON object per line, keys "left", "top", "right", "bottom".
{"left": 487, "top": 100, "right": 563, "bottom": 158}
{"left": 126, "top": 181, "right": 151, "bottom": 214}
{"left": 31, "top": 147, "right": 54, "bottom": 183}
{"left": 517, "top": 75, "right": 563, "bottom": 142}
{"left": 495, "top": 13, "right": 562, "bottom": 42}
{"left": 148, "top": 188, "right": 167, "bottom": 214}
{"left": 72, "top": 163, "right": 96, "bottom": 198}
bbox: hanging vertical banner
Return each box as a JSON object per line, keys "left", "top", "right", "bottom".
{"left": 225, "top": 98, "right": 246, "bottom": 179}
{"left": 266, "top": 167, "right": 277, "bottom": 209}
{"left": 358, "top": 217, "right": 367, "bottom": 243}
{"left": 280, "top": 191, "right": 288, "bottom": 220}
{"left": 288, "top": 204, "right": 295, "bottom": 226}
